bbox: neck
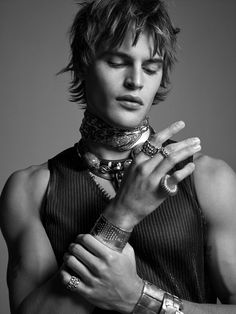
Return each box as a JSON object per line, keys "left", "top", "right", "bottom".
{"left": 80, "top": 110, "right": 150, "bottom": 153}
{"left": 86, "top": 141, "right": 133, "bottom": 160}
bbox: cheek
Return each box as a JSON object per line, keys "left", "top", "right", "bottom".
{"left": 145, "top": 77, "right": 162, "bottom": 100}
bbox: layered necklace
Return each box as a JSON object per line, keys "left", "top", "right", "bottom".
{"left": 77, "top": 111, "right": 151, "bottom": 191}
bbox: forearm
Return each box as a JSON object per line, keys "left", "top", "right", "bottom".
{"left": 103, "top": 202, "right": 137, "bottom": 231}
{"left": 16, "top": 273, "right": 94, "bottom": 314}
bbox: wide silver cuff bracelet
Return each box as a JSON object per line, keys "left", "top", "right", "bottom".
{"left": 132, "top": 281, "right": 165, "bottom": 314}
{"left": 90, "top": 214, "right": 131, "bottom": 252}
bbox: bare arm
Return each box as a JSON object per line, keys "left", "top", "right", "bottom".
{"left": 194, "top": 156, "right": 236, "bottom": 304}
{"left": 62, "top": 152, "right": 236, "bottom": 313}
{"left": 0, "top": 165, "right": 94, "bottom": 314}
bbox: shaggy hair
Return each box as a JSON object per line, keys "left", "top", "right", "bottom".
{"left": 61, "top": 0, "right": 180, "bottom": 106}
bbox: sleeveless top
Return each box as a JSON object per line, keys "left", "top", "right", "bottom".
{"left": 41, "top": 144, "right": 217, "bottom": 313}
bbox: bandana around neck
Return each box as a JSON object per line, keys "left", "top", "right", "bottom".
{"left": 80, "top": 110, "right": 150, "bottom": 152}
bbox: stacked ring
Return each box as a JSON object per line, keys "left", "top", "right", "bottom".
{"left": 159, "top": 147, "right": 169, "bottom": 158}
{"left": 160, "top": 174, "right": 178, "bottom": 197}
{"left": 141, "top": 140, "right": 160, "bottom": 158}
{"left": 66, "top": 276, "right": 80, "bottom": 291}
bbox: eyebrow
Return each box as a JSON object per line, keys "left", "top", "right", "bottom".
{"left": 99, "top": 51, "right": 163, "bottom": 64}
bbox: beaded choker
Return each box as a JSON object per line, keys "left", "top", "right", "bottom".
{"left": 77, "top": 140, "right": 133, "bottom": 191}
{"left": 80, "top": 110, "right": 150, "bottom": 152}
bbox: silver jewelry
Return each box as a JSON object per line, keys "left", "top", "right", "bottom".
{"left": 160, "top": 174, "right": 178, "bottom": 196}
{"left": 80, "top": 110, "right": 150, "bottom": 152}
{"left": 90, "top": 214, "right": 131, "bottom": 252}
{"left": 159, "top": 292, "right": 184, "bottom": 314}
{"left": 141, "top": 140, "right": 160, "bottom": 158}
{"left": 159, "top": 146, "right": 169, "bottom": 158}
{"left": 132, "top": 280, "right": 165, "bottom": 313}
{"left": 77, "top": 140, "right": 132, "bottom": 191}
{"left": 66, "top": 276, "right": 80, "bottom": 291}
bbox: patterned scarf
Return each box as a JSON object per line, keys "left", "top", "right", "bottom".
{"left": 80, "top": 110, "right": 150, "bottom": 152}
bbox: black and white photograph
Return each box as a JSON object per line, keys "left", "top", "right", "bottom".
{"left": 0, "top": 1, "right": 236, "bottom": 313}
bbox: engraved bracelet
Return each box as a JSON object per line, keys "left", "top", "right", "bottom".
{"left": 90, "top": 214, "right": 131, "bottom": 252}
{"left": 160, "top": 292, "right": 184, "bottom": 314}
{"left": 132, "top": 280, "right": 165, "bottom": 313}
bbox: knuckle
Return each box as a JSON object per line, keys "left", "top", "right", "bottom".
{"left": 64, "top": 254, "right": 74, "bottom": 267}
{"left": 155, "top": 132, "right": 164, "bottom": 142}
{"left": 83, "top": 234, "right": 91, "bottom": 243}
{"left": 187, "top": 146, "right": 194, "bottom": 153}
{"left": 105, "top": 252, "right": 116, "bottom": 264}
{"left": 134, "top": 153, "right": 143, "bottom": 164}
{"left": 76, "top": 234, "right": 85, "bottom": 243}
{"left": 186, "top": 138, "right": 194, "bottom": 145}
{"left": 172, "top": 121, "right": 184, "bottom": 131}
{"left": 59, "top": 270, "right": 68, "bottom": 285}
{"left": 166, "top": 144, "right": 174, "bottom": 154}
{"left": 96, "top": 263, "right": 107, "bottom": 275}
{"left": 69, "top": 243, "right": 76, "bottom": 254}
{"left": 172, "top": 172, "right": 180, "bottom": 182}
{"left": 135, "top": 163, "right": 148, "bottom": 177}
{"left": 78, "top": 233, "right": 90, "bottom": 245}
{"left": 167, "top": 153, "right": 177, "bottom": 166}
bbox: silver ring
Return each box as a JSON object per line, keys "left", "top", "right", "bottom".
{"left": 158, "top": 146, "right": 169, "bottom": 158}
{"left": 160, "top": 174, "right": 178, "bottom": 196}
{"left": 141, "top": 140, "right": 160, "bottom": 158}
{"left": 66, "top": 276, "right": 80, "bottom": 291}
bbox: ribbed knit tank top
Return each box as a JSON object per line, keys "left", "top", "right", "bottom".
{"left": 41, "top": 144, "right": 216, "bottom": 313}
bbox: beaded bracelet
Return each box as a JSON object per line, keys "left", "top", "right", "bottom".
{"left": 90, "top": 214, "right": 131, "bottom": 252}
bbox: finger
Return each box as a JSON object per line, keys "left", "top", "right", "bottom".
{"left": 169, "top": 162, "right": 195, "bottom": 185}
{"left": 154, "top": 143, "right": 201, "bottom": 176}
{"left": 60, "top": 267, "right": 90, "bottom": 296}
{"left": 63, "top": 252, "right": 95, "bottom": 285}
{"left": 138, "top": 136, "right": 200, "bottom": 172}
{"left": 154, "top": 120, "right": 185, "bottom": 144}
{"left": 68, "top": 242, "right": 101, "bottom": 275}
{"left": 136, "top": 120, "right": 185, "bottom": 162}
{"left": 164, "top": 137, "right": 200, "bottom": 156}
{"left": 76, "top": 234, "right": 117, "bottom": 259}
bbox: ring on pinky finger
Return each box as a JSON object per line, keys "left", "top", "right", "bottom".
{"left": 66, "top": 275, "right": 81, "bottom": 291}
{"left": 60, "top": 268, "right": 81, "bottom": 292}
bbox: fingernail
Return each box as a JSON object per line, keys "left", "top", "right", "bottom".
{"left": 193, "top": 144, "right": 201, "bottom": 151}
{"left": 189, "top": 162, "right": 195, "bottom": 169}
{"left": 192, "top": 137, "right": 200, "bottom": 144}
{"left": 177, "top": 121, "right": 185, "bottom": 127}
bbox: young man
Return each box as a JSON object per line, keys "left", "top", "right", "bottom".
{"left": 1, "top": 1, "right": 236, "bottom": 313}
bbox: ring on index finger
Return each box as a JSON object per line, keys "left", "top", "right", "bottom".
{"left": 66, "top": 275, "right": 80, "bottom": 291}
{"left": 141, "top": 140, "right": 160, "bottom": 158}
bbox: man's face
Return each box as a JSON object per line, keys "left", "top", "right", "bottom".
{"left": 84, "top": 29, "right": 163, "bottom": 129}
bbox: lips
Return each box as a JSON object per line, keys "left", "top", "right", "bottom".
{"left": 116, "top": 95, "right": 144, "bottom": 106}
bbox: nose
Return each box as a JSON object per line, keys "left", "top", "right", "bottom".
{"left": 124, "top": 66, "right": 144, "bottom": 90}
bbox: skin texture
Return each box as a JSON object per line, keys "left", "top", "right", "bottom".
{"left": 84, "top": 30, "right": 163, "bottom": 130}
{"left": 1, "top": 29, "right": 236, "bottom": 314}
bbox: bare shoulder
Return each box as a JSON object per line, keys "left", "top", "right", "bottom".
{"left": 194, "top": 153, "right": 235, "bottom": 180}
{"left": 0, "top": 163, "right": 50, "bottom": 243}
{"left": 193, "top": 154, "right": 236, "bottom": 225}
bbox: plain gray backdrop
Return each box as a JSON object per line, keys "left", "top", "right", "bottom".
{"left": 0, "top": 1, "right": 235, "bottom": 313}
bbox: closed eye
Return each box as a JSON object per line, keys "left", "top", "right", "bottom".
{"left": 143, "top": 62, "right": 163, "bottom": 75}
{"left": 107, "top": 61, "right": 126, "bottom": 67}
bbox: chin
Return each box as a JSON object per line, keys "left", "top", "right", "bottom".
{"left": 105, "top": 112, "right": 145, "bottom": 130}
{"left": 109, "top": 118, "right": 143, "bottom": 130}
